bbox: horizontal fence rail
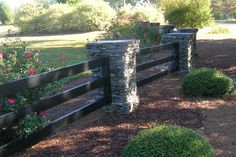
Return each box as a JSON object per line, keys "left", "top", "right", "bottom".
{"left": 0, "top": 97, "right": 108, "bottom": 157}
{"left": 0, "top": 41, "right": 180, "bottom": 156}
{"left": 137, "top": 66, "right": 176, "bottom": 87}
{"left": 139, "top": 42, "right": 179, "bottom": 56}
{"left": 0, "top": 78, "right": 106, "bottom": 129}
{"left": 136, "top": 55, "right": 175, "bottom": 72}
{"left": 137, "top": 42, "right": 179, "bottom": 87}
{"left": 0, "top": 58, "right": 107, "bottom": 97}
{"left": 0, "top": 56, "right": 112, "bottom": 157}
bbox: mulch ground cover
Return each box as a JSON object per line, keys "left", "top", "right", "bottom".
{"left": 13, "top": 36, "right": 236, "bottom": 157}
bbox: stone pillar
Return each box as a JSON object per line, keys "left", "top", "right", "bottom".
{"left": 86, "top": 40, "right": 140, "bottom": 114}
{"left": 160, "top": 24, "right": 175, "bottom": 43}
{"left": 178, "top": 28, "right": 198, "bottom": 55}
{"left": 163, "top": 33, "right": 194, "bottom": 72}
{"left": 161, "top": 24, "right": 175, "bottom": 34}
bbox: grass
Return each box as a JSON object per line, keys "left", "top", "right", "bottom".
{"left": 208, "top": 26, "right": 230, "bottom": 34}
{"left": 0, "top": 27, "right": 104, "bottom": 83}
{"left": 27, "top": 40, "right": 88, "bottom": 67}
{"left": 215, "top": 20, "right": 236, "bottom": 24}
{"left": 0, "top": 27, "right": 104, "bottom": 67}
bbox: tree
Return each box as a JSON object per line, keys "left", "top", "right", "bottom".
{"left": 211, "top": 0, "right": 236, "bottom": 20}
{"left": 0, "top": 1, "right": 12, "bottom": 24}
{"left": 161, "top": 0, "right": 213, "bottom": 28}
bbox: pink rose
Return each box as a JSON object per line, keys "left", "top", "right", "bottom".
{"left": 28, "top": 69, "right": 36, "bottom": 75}
{"left": 7, "top": 98, "right": 15, "bottom": 105}
{"left": 25, "top": 53, "right": 31, "bottom": 59}
{"left": 0, "top": 53, "right": 6, "bottom": 59}
{"left": 39, "top": 111, "right": 46, "bottom": 117}
{"left": 59, "top": 55, "right": 66, "bottom": 62}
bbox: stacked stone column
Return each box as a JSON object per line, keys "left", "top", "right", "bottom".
{"left": 163, "top": 33, "right": 194, "bottom": 72}
{"left": 86, "top": 40, "right": 140, "bottom": 114}
{"left": 178, "top": 28, "right": 198, "bottom": 55}
{"left": 160, "top": 25, "right": 175, "bottom": 43}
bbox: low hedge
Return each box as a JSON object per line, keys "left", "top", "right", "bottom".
{"left": 122, "top": 125, "right": 214, "bottom": 157}
{"left": 182, "top": 68, "right": 234, "bottom": 97}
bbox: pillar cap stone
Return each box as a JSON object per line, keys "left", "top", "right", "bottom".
{"left": 86, "top": 40, "right": 140, "bottom": 52}
{"left": 178, "top": 28, "right": 199, "bottom": 33}
{"left": 87, "top": 40, "right": 140, "bottom": 45}
{"left": 165, "top": 33, "right": 195, "bottom": 39}
{"left": 167, "top": 32, "right": 194, "bottom": 35}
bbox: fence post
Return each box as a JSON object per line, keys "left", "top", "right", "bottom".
{"left": 163, "top": 33, "right": 194, "bottom": 72}
{"left": 160, "top": 25, "right": 175, "bottom": 43}
{"left": 178, "top": 28, "right": 198, "bottom": 55}
{"left": 86, "top": 40, "right": 140, "bottom": 114}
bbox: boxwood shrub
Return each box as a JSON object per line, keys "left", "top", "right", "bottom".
{"left": 182, "top": 68, "right": 234, "bottom": 97}
{"left": 122, "top": 125, "right": 214, "bottom": 157}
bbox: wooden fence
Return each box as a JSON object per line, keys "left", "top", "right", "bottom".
{"left": 0, "top": 42, "right": 179, "bottom": 157}
{"left": 137, "top": 42, "right": 179, "bottom": 87}
{"left": 0, "top": 57, "right": 111, "bottom": 157}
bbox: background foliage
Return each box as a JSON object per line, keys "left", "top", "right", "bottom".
{"left": 212, "top": 0, "right": 236, "bottom": 20}
{"left": 14, "top": 0, "right": 116, "bottom": 33}
{"left": 161, "top": 0, "right": 212, "bottom": 28}
{"left": 0, "top": 1, "right": 13, "bottom": 24}
{"left": 118, "top": 2, "right": 164, "bottom": 22}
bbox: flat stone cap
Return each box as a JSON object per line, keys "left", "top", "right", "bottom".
{"left": 86, "top": 40, "right": 140, "bottom": 51}
{"left": 87, "top": 40, "right": 140, "bottom": 45}
{"left": 167, "top": 32, "right": 194, "bottom": 35}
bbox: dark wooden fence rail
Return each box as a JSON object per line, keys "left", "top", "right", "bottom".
{"left": 0, "top": 58, "right": 106, "bottom": 97}
{"left": 137, "top": 42, "right": 179, "bottom": 87}
{"left": 0, "top": 57, "right": 111, "bottom": 157}
{"left": 0, "top": 42, "right": 179, "bottom": 157}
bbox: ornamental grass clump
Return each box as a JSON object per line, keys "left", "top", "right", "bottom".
{"left": 182, "top": 68, "right": 234, "bottom": 98}
{"left": 123, "top": 125, "right": 214, "bottom": 157}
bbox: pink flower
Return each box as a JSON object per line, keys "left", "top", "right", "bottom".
{"left": 0, "top": 53, "right": 6, "bottom": 59}
{"left": 0, "top": 103, "right": 3, "bottom": 109}
{"left": 7, "top": 98, "right": 15, "bottom": 105}
{"left": 28, "top": 69, "right": 36, "bottom": 75}
{"left": 25, "top": 53, "right": 31, "bottom": 59}
{"left": 59, "top": 55, "right": 66, "bottom": 62}
{"left": 39, "top": 111, "right": 46, "bottom": 117}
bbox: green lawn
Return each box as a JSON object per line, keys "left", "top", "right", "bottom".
{"left": 28, "top": 40, "right": 88, "bottom": 67}
{"left": 215, "top": 20, "right": 236, "bottom": 24}
{"left": 26, "top": 32, "right": 105, "bottom": 67}
{"left": 0, "top": 28, "right": 105, "bottom": 67}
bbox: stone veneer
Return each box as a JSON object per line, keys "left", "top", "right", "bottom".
{"left": 160, "top": 25, "right": 175, "bottom": 43}
{"left": 86, "top": 40, "right": 140, "bottom": 114}
{"left": 178, "top": 28, "right": 198, "bottom": 55}
{"left": 163, "top": 33, "right": 194, "bottom": 72}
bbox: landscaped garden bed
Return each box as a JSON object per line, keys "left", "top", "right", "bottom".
{"left": 11, "top": 32, "right": 236, "bottom": 157}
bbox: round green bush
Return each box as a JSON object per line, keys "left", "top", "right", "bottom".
{"left": 122, "top": 125, "right": 214, "bottom": 157}
{"left": 182, "top": 68, "right": 234, "bottom": 97}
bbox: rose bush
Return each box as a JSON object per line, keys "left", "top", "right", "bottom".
{"left": 18, "top": 112, "right": 49, "bottom": 138}
{"left": 0, "top": 37, "right": 65, "bottom": 139}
